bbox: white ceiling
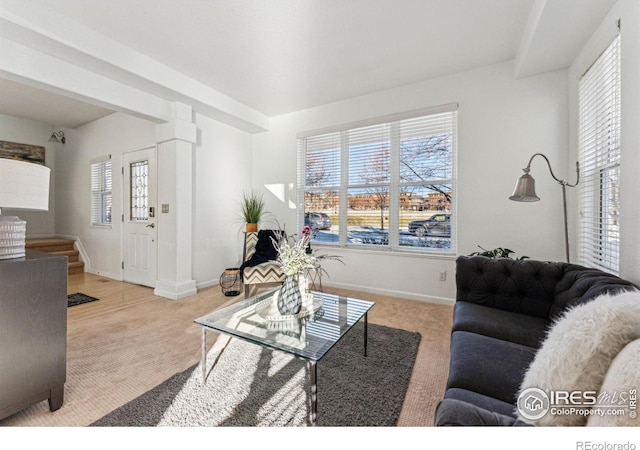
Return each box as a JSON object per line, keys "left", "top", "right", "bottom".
{"left": 0, "top": 0, "right": 618, "bottom": 129}
{"left": 0, "top": 77, "right": 114, "bottom": 129}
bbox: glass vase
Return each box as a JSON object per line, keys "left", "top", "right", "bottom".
{"left": 277, "top": 274, "right": 302, "bottom": 315}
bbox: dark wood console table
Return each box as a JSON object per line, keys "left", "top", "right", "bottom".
{"left": 0, "top": 250, "right": 68, "bottom": 421}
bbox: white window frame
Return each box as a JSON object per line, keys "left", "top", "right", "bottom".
{"left": 297, "top": 103, "right": 457, "bottom": 255}
{"left": 578, "top": 33, "right": 621, "bottom": 274}
{"left": 90, "top": 154, "right": 112, "bottom": 228}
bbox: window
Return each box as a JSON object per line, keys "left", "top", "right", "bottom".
{"left": 91, "top": 155, "right": 112, "bottom": 226}
{"left": 298, "top": 105, "right": 457, "bottom": 253}
{"left": 129, "top": 160, "right": 149, "bottom": 221}
{"left": 578, "top": 34, "right": 621, "bottom": 274}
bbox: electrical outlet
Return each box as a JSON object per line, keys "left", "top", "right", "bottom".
{"left": 439, "top": 271, "right": 447, "bottom": 281}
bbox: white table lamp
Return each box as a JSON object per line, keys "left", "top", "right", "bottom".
{"left": 0, "top": 158, "right": 51, "bottom": 259}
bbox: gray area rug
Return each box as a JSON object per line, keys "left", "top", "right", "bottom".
{"left": 90, "top": 323, "right": 420, "bottom": 427}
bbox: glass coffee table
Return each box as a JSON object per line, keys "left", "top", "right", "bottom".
{"left": 194, "top": 289, "right": 375, "bottom": 425}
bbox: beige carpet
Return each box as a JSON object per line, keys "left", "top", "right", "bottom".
{"left": 0, "top": 273, "right": 453, "bottom": 427}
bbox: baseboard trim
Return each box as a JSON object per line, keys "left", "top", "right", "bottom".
{"left": 196, "top": 278, "right": 218, "bottom": 290}
{"left": 321, "top": 280, "right": 455, "bottom": 306}
{"left": 154, "top": 280, "right": 198, "bottom": 300}
{"left": 196, "top": 278, "right": 455, "bottom": 305}
{"left": 86, "top": 268, "right": 123, "bottom": 281}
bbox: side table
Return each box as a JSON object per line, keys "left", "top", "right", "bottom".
{"left": 304, "top": 264, "right": 323, "bottom": 291}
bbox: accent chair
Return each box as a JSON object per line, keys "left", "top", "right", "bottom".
{"left": 240, "top": 230, "right": 285, "bottom": 298}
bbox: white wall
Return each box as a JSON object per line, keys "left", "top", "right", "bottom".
{"left": 5, "top": 60, "right": 572, "bottom": 304}
{"left": 252, "top": 61, "right": 569, "bottom": 303}
{"left": 0, "top": 113, "right": 57, "bottom": 236}
{"left": 55, "top": 112, "right": 156, "bottom": 278}
{"left": 192, "top": 113, "right": 254, "bottom": 288}
{"left": 55, "top": 110, "right": 254, "bottom": 286}
{"left": 568, "top": 0, "right": 640, "bottom": 285}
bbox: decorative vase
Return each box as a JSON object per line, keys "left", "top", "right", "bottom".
{"left": 246, "top": 223, "right": 258, "bottom": 232}
{"left": 277, "top": 274, "right": 302, "bottom": 315}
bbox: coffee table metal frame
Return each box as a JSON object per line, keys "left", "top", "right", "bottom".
{"left": 194, "top": 289, "right": 374, "bottom": 425}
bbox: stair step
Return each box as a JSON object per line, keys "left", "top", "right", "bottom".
{"left": 26, "top": 238, "right": 75, "bottom": 253}
{"left": 52, "top": 250, "right": 79, "bottom": 262}
{"left": 25, "top": 238, "right": 84, "bottom": 275}
{"left": 68, "top": 261, "right": 85, "bottom": 275}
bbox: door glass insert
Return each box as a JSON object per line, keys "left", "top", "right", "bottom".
{"left": 130, "top": 160, "right": 149, "bottom": 221}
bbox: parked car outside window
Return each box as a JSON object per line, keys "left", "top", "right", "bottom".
{"left": 305, "top": 212, "right": 332, "bottom": 230}
{"left": 408, "top": 213, "right": 451, "bottom": 237}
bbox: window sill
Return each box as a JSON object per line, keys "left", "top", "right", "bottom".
{"left": 310, "top": 243, "right": 456, "bottom": 261}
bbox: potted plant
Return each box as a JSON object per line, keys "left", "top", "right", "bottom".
{"left": 469, "top": 245, "right": 529, "bottom": 261}
{"left": 241, "top": 191, "right": 266, "bottom": 232}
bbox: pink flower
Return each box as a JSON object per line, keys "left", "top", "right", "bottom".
{"left": 302, "top": 225, "right": 312, "bottom": 237}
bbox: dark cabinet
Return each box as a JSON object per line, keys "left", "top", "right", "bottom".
{"left": 0, "top": 250, "right": 67, "bottom": 420}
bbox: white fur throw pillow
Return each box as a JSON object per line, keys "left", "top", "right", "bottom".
{"left": 587, "top": 339, "right": 640, "bottom": 426}
{"left": 516, "top": 290, "right": 640, "bottom": 426}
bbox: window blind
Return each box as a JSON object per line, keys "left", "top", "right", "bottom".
{"left": 578, "top": 34, "right": 621, "bottom": 274}
{"left": 399, "top": 112, "right": 455, "bottom": 183}
{"left": 348, "top": 123, "right": 391, "bottom": 187}
{"left": 298, "top": 105, "right": 457, "bottom": 253}
{"left": 91, "top": 156, "right": 112, "bottom": 226}
{"left": 302, "top": 131, "right": 341, "bottom": 189}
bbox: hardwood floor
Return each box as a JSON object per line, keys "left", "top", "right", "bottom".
{"left": 1, "top": 272, "right": 453, "bottom": 427}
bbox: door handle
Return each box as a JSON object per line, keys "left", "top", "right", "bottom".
{"left": 146, "top": 223, "right": 155, "bottom": 228}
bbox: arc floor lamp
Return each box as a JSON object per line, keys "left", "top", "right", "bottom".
{"left": 509, "top": 153, "right": 579, "bottom": 263}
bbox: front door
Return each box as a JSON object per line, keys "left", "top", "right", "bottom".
{"left": 123, "top": 147, "right": 157, "bottom": 287}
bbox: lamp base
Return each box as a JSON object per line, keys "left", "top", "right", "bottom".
{"left": 0, "top": 215, "right": 27, "bottom": 259}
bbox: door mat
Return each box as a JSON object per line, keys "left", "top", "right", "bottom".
{"left": 68, "top": 293, "right": 99, "bottom": 307}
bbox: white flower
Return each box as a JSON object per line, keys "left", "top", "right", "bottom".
{"left": 271, "top": 232, "right": 317, "bottom": 276}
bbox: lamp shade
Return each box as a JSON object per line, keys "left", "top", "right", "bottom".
{"left": 0, "top": 159, "right": 51, "bottom": 259}
{"left": 509, "top": 173, "right": 540, "bottom": 202}
{"left": 0, "top": 158, "right": 50, "bottom": 211}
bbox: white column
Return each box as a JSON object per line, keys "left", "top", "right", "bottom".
{"left": 154, "top": 103, "right": 198, "bottom": 300}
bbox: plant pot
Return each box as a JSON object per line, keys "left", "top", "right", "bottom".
{"left": 246, "top": 223, "right": 258, "bottom": 232}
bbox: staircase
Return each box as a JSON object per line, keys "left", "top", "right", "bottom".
{"left": 25, "top": 238, "right": 84, "bottom": 275}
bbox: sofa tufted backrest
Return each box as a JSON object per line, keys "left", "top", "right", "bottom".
{"left": 456, "top": 256, "right": 638, "bottom": 321}
{"left": 456, "top": 256, "right": 564, "bottom": 318}
{"left": 550, "top": 264, "right": 637, "bottom": 320}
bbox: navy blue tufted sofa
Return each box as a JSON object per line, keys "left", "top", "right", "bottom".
{"left": 434, "top": 255, "right": 637, "bottom": 426}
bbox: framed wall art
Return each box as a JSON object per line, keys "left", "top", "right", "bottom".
{"left": 0, "top": 140, "right": 45, "bottom": 165}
